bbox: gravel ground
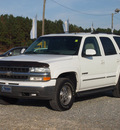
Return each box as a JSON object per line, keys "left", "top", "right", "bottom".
{"left": 0, "top": 91, "right": 120, "bottom": 130}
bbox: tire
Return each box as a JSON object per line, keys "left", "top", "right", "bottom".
{"left": 0, "top": 96, "right": 18, "bottom": 105}
{"left": 113, "top": 78, "right": 120, "bottom": 98}
{"left": 49, "top": 78, "right": 75, "bottom": 111}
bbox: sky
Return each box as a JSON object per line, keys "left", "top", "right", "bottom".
{"left": 0, "top": 0, "right": 120, "bottom": 30}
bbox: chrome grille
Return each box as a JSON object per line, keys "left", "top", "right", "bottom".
{"left": 0, "top": 61, "right": 49, "bottom": 81}
{"left": 0, "top": 66, "right": 29, "bottom": 72}
{"left": 0, "top": 66, "right": 29, "bottom": 80}
{"left": 0, "top": 75, "right": 28, "bottom": 80}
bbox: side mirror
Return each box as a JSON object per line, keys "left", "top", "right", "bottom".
{"left": 21, "top": 48, "right": 26, "bottom": 54}
{"left": 85, "top": 49, "right": 96, "bottom": 56}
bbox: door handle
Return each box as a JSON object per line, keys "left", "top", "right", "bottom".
{"left": 101, "top": 60, "right": 105, "bottom": 64}
{"left": 117, "top": 59, "right": 120, "bottom": 63}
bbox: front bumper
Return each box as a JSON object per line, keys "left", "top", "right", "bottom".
{"left": 0, "top": 80, "right": 56, "bottom": 100}
{"left": 0, "top": 85, "right": 55, "bottom": 100}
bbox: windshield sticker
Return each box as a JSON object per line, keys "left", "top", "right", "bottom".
{"left": 75, "top": 39, "right": 78, "bottom": 42}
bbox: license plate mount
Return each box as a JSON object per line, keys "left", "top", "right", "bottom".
{"left": 1, "top": 85, "right": 12, "bottom": 93}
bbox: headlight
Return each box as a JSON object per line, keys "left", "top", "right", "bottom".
{"left": 29, "top": 67, "right": 51, "bottom": 81}
{"left": 29, "top": 67, "right": 50, "bottom": 73}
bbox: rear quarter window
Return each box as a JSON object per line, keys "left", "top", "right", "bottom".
{"left": 113, "top": 36, "right": 120, "bottom": 49}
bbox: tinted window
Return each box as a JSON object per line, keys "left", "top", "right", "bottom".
{"left": 82, "top": 37, "right": 101, "bottom": 57}
{"left": 11, "top": 49, "right": 22, "bottom": 56}
{"left": 113, "top": 36, "right": 120, "bottom": 49}
{"left": 100, "top": 37, "right": 117, "bottom": 55}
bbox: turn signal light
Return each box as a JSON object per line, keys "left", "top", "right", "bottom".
{"left": 43, "top": 77, "right": 51, "bottom": 81}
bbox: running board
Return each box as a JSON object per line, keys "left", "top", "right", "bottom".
{"left": 76, "top": 86, "right": 115, "bottom": 97}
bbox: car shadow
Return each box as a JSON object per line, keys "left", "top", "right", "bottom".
{"left": 16, "top": 99, "right": 51, "bottom": 109}
{"left": 14, "top": 91, "right": 114, "bottom": 110}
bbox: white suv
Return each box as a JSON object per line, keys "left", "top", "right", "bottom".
{"left": 0, "top": 33, "right": 120, "bottom": 111}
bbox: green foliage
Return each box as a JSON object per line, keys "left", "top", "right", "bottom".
{"left": 96, "top": 28, "right": 111, "bottom": 34}
{"left": 0, "top": 14, "right": 120, "bottom": 52}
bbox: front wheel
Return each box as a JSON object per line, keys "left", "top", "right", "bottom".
{"left": 49, "top": 78, "right": 75, "bottom": 111}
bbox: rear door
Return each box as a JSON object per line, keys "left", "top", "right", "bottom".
{"left": 99, "top": 36, "right": 119, "bottom": 85}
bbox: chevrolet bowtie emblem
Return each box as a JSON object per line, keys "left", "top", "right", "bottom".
{"left": 6, "top": 71, "right": 12, "bottom": 76}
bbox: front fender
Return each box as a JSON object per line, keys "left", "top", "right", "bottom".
{"left": 50, "top": 66, "right": 81, "bottom": 91}
{"left": 51, "top": 66, "right": 79, "bottom": 79}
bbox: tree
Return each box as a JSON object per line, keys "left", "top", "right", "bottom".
{"left": 0, "top": 14, "right": 120, "bottom": 53}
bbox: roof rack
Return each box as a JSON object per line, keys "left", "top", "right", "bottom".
{"left": 91, "top": 31, "right": 113, "bottom": 34}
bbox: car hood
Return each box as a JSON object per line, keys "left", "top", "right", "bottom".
{"left": 0, "top": 54, "right": 73, "bottom": 64}
{"left": 0, "top": 57, "right": 4, "bottom": 59}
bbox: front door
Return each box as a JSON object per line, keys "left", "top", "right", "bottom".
{"left": 80, "top": 37, "right": 106, "bottom": 91}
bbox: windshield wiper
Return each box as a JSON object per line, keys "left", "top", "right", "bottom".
{"left": 25, "top": 50, "right": 63, "bottom": 55}
{"left": 46, "top": 50, "right": 62, "bottom": 55}
{"left": 25, "top": 51, "right": 37, "bottom": 54}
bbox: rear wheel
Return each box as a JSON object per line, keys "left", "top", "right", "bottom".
{"left": 0, "top": 96, "right": 18, "bottom": 105}
{"left": 49, "top": 78, "right": 75, "bottom": 111}
{"left": 113, "top": 77, "right": 120, "bottom": 98}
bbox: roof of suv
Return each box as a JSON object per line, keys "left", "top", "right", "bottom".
{"left": 42, "top": 33, "right": 120, "bottom": 37}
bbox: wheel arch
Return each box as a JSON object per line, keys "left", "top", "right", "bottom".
{"left": 57, "top": 72, "right": 78, "bottom": 91}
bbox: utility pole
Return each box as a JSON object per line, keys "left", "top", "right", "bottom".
{"left": 42, "top": 0, "right": 46, "bottom": 35}
{"left": 111, "top": 13, "right": 114, "bottom": 33}
{"left": 111, "top": 8, "right": 120, "bottom": 33}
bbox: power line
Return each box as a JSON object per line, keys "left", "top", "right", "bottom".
{"left": 50, "top": 0, "right": 111, "bottom": 16}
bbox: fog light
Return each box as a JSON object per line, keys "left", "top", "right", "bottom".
{"left": 30, "top": 77, "right": 43, "bottom": 81}
{"left": 30, "top": 94, "right": 37, "bottom": 96}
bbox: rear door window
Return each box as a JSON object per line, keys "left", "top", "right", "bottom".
{"left": 100, "top": 37, "right": 117, "bottom": 55}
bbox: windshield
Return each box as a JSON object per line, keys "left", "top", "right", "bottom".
{"left": 25, "top": 36, "right": 82, "bottom": 55}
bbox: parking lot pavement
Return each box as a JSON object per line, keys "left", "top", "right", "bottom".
{"left": 0, "top": 91, "right": 120, "bottom": 130}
